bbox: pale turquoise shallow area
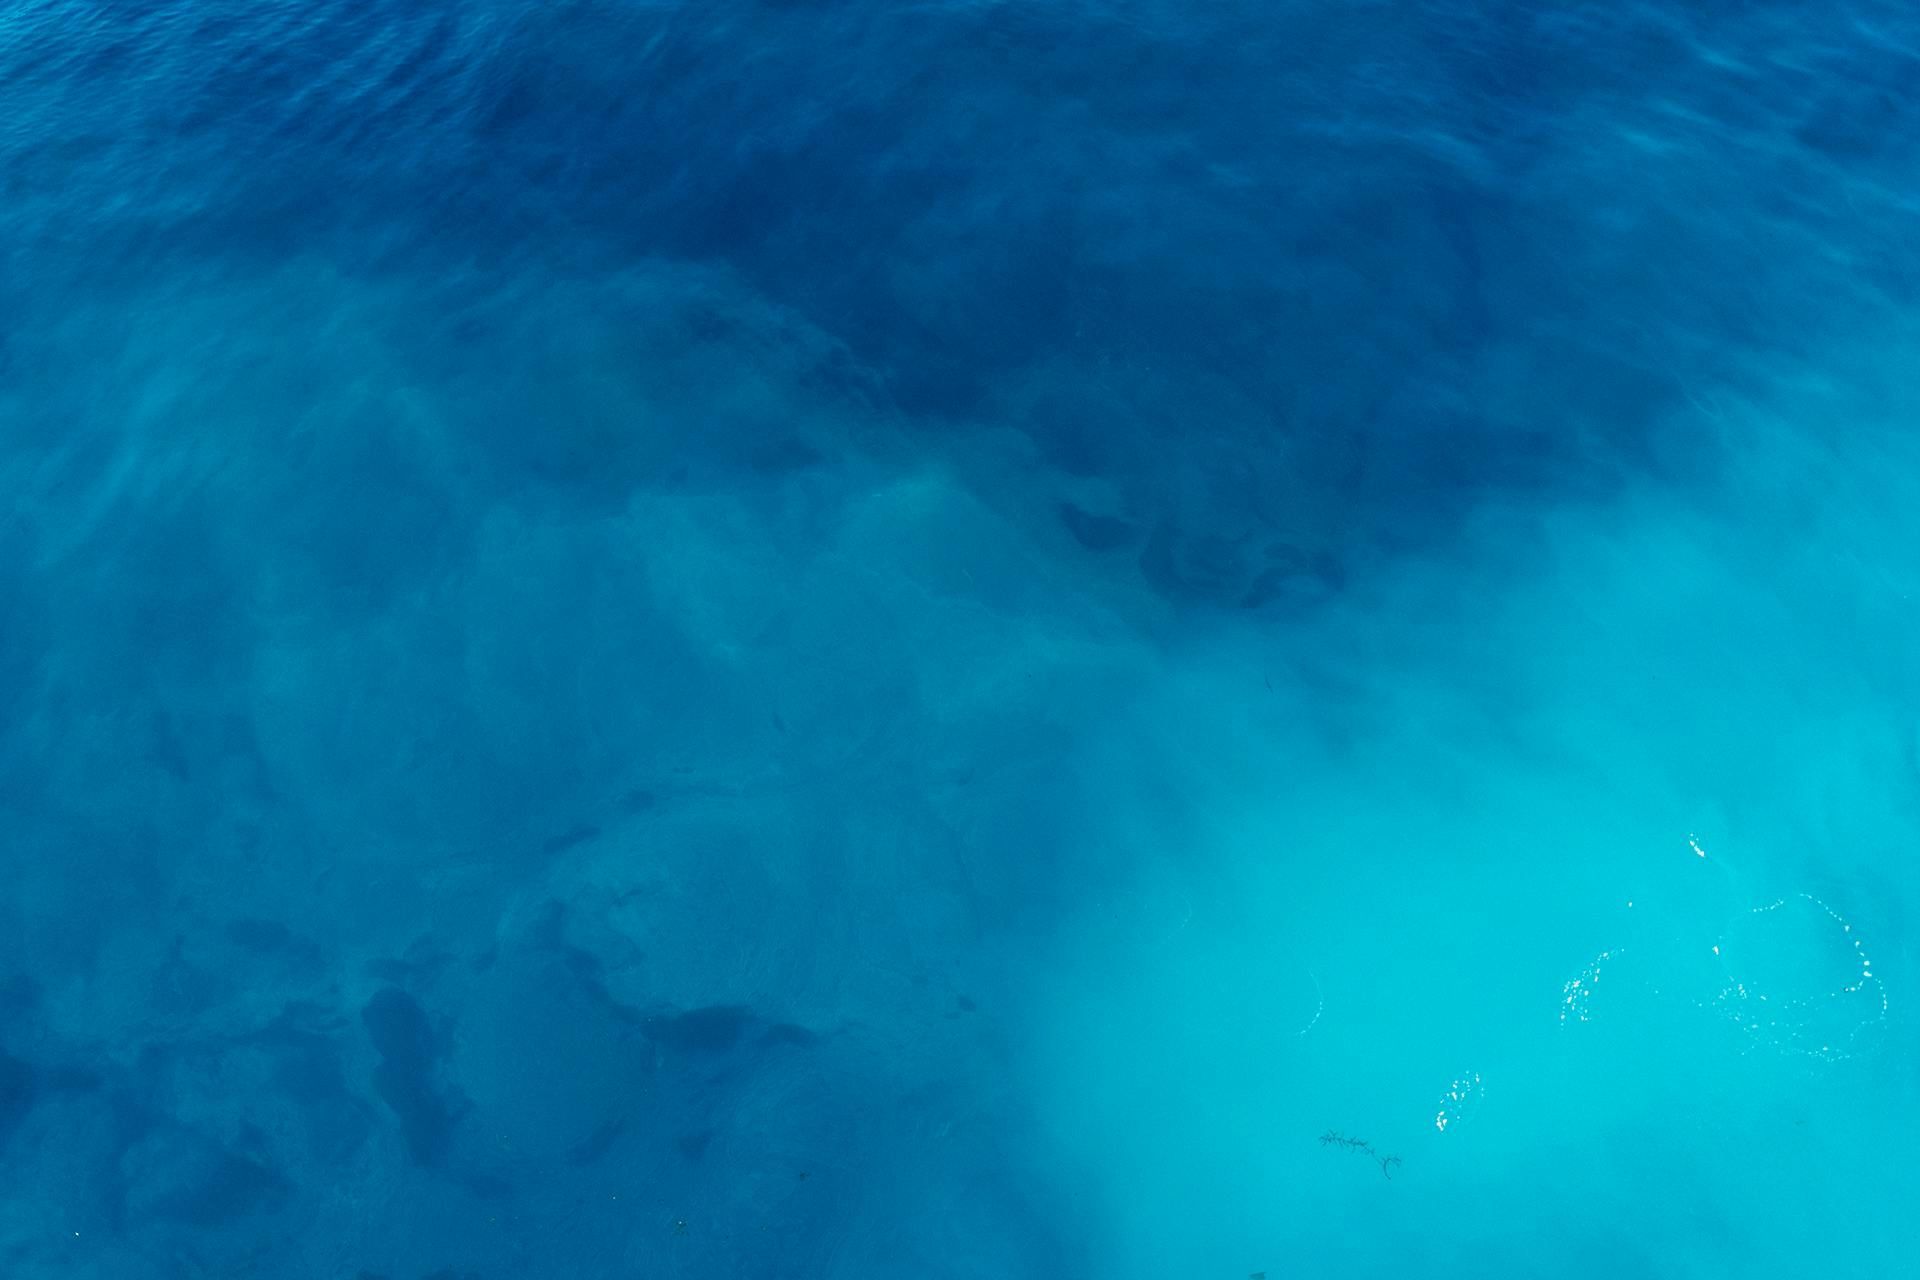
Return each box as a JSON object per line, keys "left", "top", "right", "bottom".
{"left": 2, "top": 2, "right": 1916, "bottom": 1277}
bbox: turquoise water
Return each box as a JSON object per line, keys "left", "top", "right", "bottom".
{"left": 3, "top": 2, "right": 1917, "bottom": 1276}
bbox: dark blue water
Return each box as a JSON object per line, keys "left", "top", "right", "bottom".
{"left": 5, "top": 2, "right": 1917, "bottom": 1276}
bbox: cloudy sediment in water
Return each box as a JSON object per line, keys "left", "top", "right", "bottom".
{"left": 3, "top": 2, "right": 1916, "bottom": 1276}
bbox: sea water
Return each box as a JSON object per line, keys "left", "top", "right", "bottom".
{"left": 2, "top": 2, "right": 1915, "bottom": 1277}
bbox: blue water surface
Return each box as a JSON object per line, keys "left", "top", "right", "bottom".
{"left": 4, "top": 1, "right": 1918, "bottom": 1276}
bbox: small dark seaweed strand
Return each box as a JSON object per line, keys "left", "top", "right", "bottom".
{"left": 1320, "top": 1130, "right": 1374, "bottom": 1154}
{"left": 1322, "top": 1130, "right": 1401, "bottom": 1178}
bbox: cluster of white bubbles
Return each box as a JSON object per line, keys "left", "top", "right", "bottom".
{"left": 1307, "top": 837, "right": 1879, "bottom": 1161}
{"left": 1560, "top": 835, "right": 1888, "bottom": 1064}
{"left": 1434, "top": 1071, "right": 1484, "bottom": 1134}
